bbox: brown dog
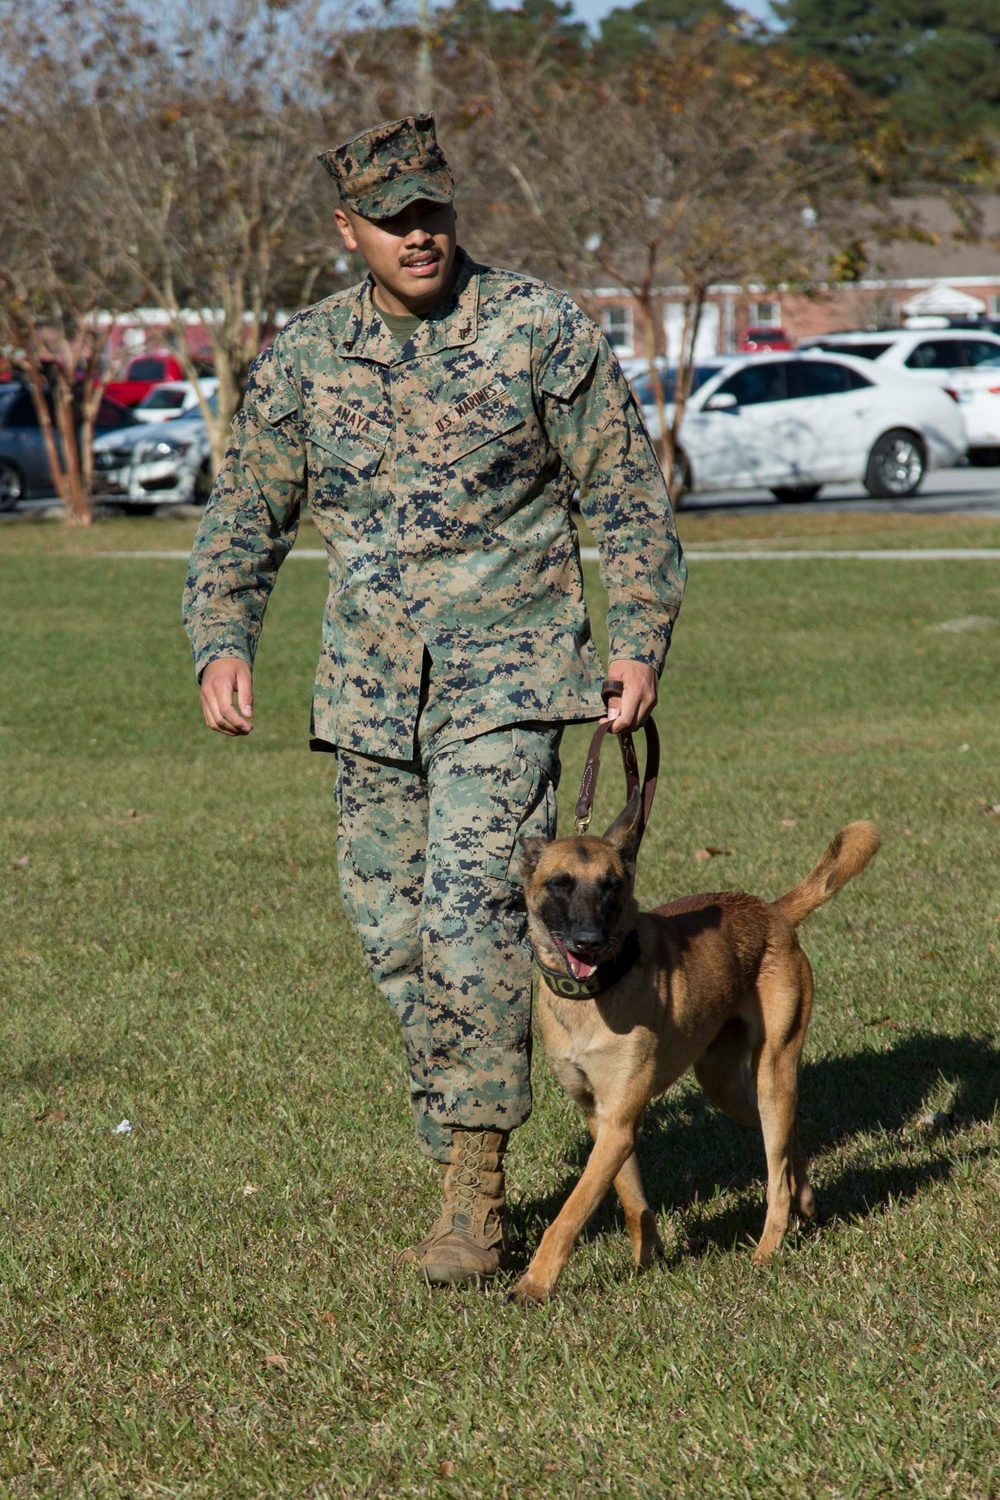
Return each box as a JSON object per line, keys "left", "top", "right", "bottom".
{"left": 515, "top": 794, "right": 879, "bottom": 1304}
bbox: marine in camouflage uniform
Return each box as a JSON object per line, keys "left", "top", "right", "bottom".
{"left": 183, "top": 114, "right": 685, "bottom": 1284}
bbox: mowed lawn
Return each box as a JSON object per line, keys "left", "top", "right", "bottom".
{"left": 1, "top": 510, "right": 999, "bottom": 1498}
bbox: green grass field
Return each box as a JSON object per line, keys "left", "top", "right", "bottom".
{"left": 2, "top": 509, "right": 999, "bottom": 1498}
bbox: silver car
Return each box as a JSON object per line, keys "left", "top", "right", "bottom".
{"left": 92, "top": 401, "right": 214, "bottom": 507}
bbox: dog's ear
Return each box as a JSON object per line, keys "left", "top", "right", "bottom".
{"left": 603, "top": 786, "right": 643, "bottom": 865}
{"left": 519, "top": 835, "right": 550, "bottom": 880}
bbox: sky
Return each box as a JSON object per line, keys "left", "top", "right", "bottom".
{"left": 533, "top": 0, "right": 777, "bottom": 31}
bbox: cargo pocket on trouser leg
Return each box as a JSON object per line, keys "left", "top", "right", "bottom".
{"left": 420, "top": 724, "right": 562, "bottom": 1133}
{"left": 333, "top": 751, "right": 427, "bottom": 993}
{"left": 482, "top": 723, "right": 561, "bottom": 883}
{"left": 333, "top": 751, "right": 446, "bottom": 1156}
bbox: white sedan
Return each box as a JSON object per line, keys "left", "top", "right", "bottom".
{"left": 634, "top": 351, "right": 966, "bottom": 500}
{"left": 92, "top": 405, "right": 213, "bottom": 506}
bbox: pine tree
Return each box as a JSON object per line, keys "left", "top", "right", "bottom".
{"left": 775, "top": 0, "right": 1000, "bottom": 148}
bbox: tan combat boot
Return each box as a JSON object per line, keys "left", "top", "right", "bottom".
{"left": 416, "top": 1128, "right": 510, "bottom": 1285}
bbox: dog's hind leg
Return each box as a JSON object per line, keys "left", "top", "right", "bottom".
{"left": 787, "top": 951, "right": 816, "bottom": 1227}
{"left": 585, "top": 1112, "right": 664, "bottom": 1268}
{"left": 751, "top": 957, "right": 813, "bottom": 1262}
{"left": 788, "top": 1123, "right": 816, "bottom": 1226}
{"left": 693, "top": 1017, "right": 760, "bottom": 1130}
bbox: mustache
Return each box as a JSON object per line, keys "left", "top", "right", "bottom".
{"left": 401, "top": 248, "right": 441, "bottom": 266}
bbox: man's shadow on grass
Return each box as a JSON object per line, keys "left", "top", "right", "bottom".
{"left": 513, "top": 1032, "right": 1000, "bottom": 1262}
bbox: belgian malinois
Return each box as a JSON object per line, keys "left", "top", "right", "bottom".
{"left": 515, "top": 794, "right": 879, "bottom": 1304}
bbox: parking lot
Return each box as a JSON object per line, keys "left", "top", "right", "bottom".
{"left": 677, "top": 462, "right": 1000, "bottom": 517}
{"left": 4, "top": 459, "right": 1000, "bottom": 525}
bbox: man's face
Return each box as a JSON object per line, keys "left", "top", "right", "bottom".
{"left": 334, "top": 199, "right": 458, "bottom": 316}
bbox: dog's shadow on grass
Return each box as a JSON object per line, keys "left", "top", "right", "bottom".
{"left": 513, "top": 1032, "right": 1000, "bottom": 1262}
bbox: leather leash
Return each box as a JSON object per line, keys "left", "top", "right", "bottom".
{"left": 573, "top": 678, "right": 660, "bottom": 846}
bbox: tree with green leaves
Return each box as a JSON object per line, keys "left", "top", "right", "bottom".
{"left": 595, "top": 0, "right": 743, "bottom": 67}
{"left": 775, "top": 0, "right": 1000, "bottom": 165}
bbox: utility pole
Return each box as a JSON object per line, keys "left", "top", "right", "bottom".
{"left": 416, "top": 0, "right": 434, "bottom": 114}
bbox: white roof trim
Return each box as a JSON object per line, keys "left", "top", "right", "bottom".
{"left": 900, "top": 285, "right": 987, "bottom": 315}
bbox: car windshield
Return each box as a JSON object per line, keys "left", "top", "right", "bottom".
{"left": 633, "top": 366, "right": 718, "bottom": 404}
{"left": 812, "top": 340, "right": 891, "bottom": 361}
{"left": 183, "top": 392, "right": 217, "bottom": 419}
{"left": 141, "top": 389, "right": 187, "bottom": 409}
{"left": 126, "top": 358, "right": 167, "bottom": 381}
{"left": 153, "top": 392, "right": 216, "bottom": 426}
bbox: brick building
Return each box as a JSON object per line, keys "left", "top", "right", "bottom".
{"left": 95, "top": 308, "right": 289, "bottom": 372}
{"left": 588, "top": 196, "right": 1000, "bottom": 362}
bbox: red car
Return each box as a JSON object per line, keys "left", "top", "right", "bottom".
{"left": 105, "top": 352, "right": 188, "bottom": 407}
{"left": 740, "top": 326, "right": 793, "bottom": 353}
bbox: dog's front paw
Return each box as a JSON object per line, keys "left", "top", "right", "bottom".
{"left": 510, "top": 1273, "right": 552, "bottom": 1307}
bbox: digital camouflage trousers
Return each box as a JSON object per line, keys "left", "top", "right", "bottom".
{"left": 335, "top": 715, "right": 562, "bottom": 1161}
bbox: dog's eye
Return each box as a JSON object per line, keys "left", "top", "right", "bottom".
{"left": 545, "top": 873, "right": 575, "bottom": 893}
{"left": 604, "top": 875, "right": 624, "bottom": 894}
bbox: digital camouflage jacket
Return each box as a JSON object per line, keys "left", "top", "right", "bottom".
{"left": 183, "top": 250, "right": 686, "bottom": 758}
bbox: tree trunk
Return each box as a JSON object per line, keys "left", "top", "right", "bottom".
{"left": 667, "top": 286, "right": 707, "bottom": 510}
{"left": 22, "top": 351, "right": 92, "bottom": 525}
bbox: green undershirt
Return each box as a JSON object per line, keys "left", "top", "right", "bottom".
{"left": 378, "top": 307, "right": 424, "bottom": 345}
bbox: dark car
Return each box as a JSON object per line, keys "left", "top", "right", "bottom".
{"left": 0, "top": 385, "right": 140, "bottom": 507}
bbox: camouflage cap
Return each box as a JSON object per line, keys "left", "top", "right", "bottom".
{"left": 317, "top": 114, "right": 455, "bottom": 221}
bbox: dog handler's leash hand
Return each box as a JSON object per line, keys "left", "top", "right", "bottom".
{"left": 574, "top": 678, "right": 660, "bottom": 843}
{"left": 603, "top": 660, "right": 658, "bottom": 734}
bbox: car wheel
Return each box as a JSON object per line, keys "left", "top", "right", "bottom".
{"left": 864, "top": 429, "right": 925, "bottom": 499}
{"left": 0, "top": 459, "right": 24, "bottom": 510}
{"left": 770, "top": 484, "right": 822, "bottom": 503}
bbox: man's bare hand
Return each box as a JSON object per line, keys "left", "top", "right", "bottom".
{"left": 200, "top": 657, "right": 254, "bottom": 736}
{"left": 604, "top": 660, "right": 658, "bottom": 734}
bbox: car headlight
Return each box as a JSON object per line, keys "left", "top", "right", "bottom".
{"left": 138, "top": 437, "right": 192, "bottom": 460}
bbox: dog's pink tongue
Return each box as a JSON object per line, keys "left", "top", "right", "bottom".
{"left": 565, "top": 949, "right": 598, "bottom": 981}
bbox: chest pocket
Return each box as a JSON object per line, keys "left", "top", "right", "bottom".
{"left": 429, "top": 385, "right": 526, "bottom": 469}
{"left": 308, "top": 405, "right": 390, "bottom": 480}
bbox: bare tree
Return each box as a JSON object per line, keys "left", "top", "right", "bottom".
{"left": 106, "top": 0, "right": 364, "bottom": 475}
{"left": 439, "top": 21, "right": 902, "bottom": 504}
{"left": 0, "top": 0, "right": 429, "bottom": 512}
{"left": 0, "top": 1, "right": 144, "bottom": 522}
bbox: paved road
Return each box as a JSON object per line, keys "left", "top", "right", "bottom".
{"left": 677, "top": 464, "right": 1000, "bottom": 518}
{"left": 4, "top": 462, "right": 1000, "bottom": 523}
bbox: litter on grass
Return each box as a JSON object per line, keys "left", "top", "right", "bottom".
{"left": 114, "top": 1119, "right": 133, "bottom": 1135}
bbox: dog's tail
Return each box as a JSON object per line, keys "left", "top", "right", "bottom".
{"left": 775, "top": 821, "right": 880, "bottom": 928}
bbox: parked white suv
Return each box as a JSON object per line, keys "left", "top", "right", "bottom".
{"left": 635, "top": 351, "right": 966, "bottom": 501}
{"left": 134, "top": 378, "right": 220, "bottom": 423}
{"left": 798, "top": 328, "right": 1000, "bottom": 463}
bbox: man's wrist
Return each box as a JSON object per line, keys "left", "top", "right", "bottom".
{"left": 196, "top": 651, "right": 253, "bottom": 685}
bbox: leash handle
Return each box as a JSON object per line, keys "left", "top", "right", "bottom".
{"left": 573, "top": 678, "right": 660, "bottom": 844}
